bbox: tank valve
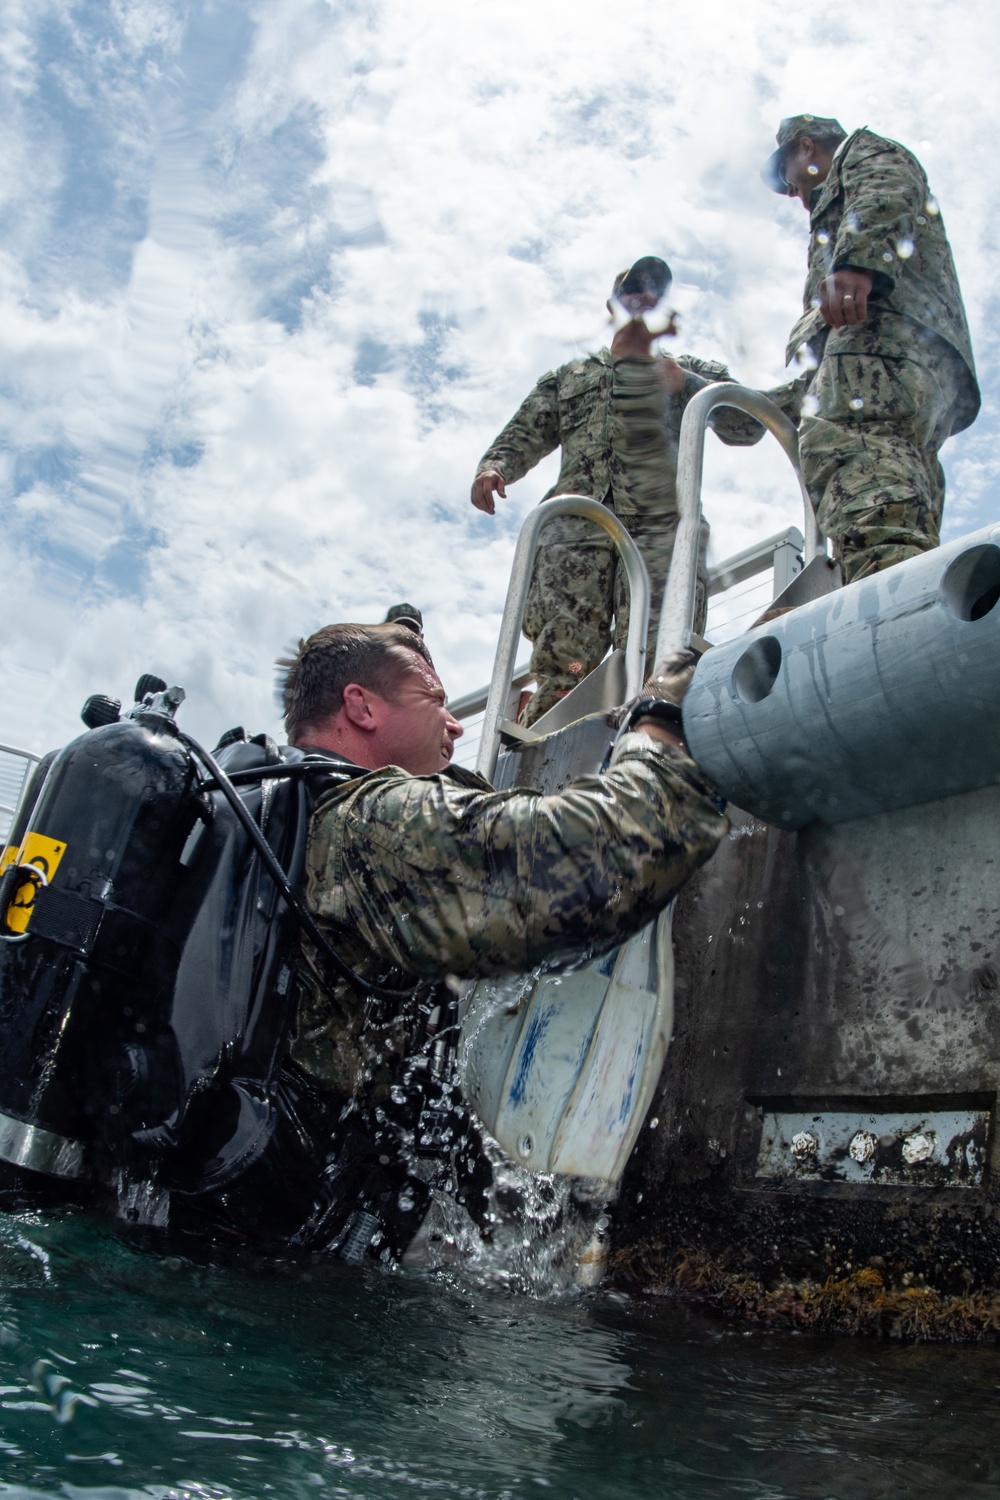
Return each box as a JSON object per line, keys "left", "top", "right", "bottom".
{"left": 134, "top": 674, "right": 168, "bottom": 702}
{"left": 81, "top": 694, "right": 122, "bottom": 729}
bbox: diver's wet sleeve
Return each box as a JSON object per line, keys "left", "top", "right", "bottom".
{"left": 476, "top": 371, "right": 562, "bottom": 485}
{"left": 305, "top": 737, "right": 727, "bottom": 979}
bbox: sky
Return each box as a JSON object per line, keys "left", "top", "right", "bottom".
{"left": 1, "top": 0, "right": 999, "bottom": 753}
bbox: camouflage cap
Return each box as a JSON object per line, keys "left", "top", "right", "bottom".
{"left": 383, "top": 602, "right": 423, "bottom": 634}
{"left": 612, "top": 255, "right": 672, "bottom": 301}
{"left": 762, "top": 114, "right": 847, "bottom": 194}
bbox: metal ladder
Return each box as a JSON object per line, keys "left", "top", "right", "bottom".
{"left": 465, "top": 384, "right": 832, "bottom": 780}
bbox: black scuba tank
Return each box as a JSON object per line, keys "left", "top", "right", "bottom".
{"left": 0, "top": 684, "right": 201, "bottom": 1182}
{"left": 0, "top": 677, "right": 360, "bottom": 1218}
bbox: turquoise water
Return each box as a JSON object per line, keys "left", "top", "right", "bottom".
{"left": 0, "top": 1207, "right": 998, "bottom": 1500}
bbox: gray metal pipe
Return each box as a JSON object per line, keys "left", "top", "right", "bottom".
{"left": 655, "top": 385, "right": 821, "bottom": 664}
{"left": 475, "top": 497, "right": 650, "bottom": 781}
{"left": 682, "top": 523, "right": 1000, "bottom": 828}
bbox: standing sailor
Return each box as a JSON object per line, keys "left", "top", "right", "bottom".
{"left": 763, "top": 114, "right": 980, "bottom": 583}
{"left": 470, "top": 259, "right": 763, "bottom": 724}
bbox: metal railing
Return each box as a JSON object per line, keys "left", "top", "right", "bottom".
{"left": 473, "top": 496, "right": 651, "bottom": 781}
{"left": 447, "top": 524, "right": 807, "bottom": 759}
{"left": 0, "top": 744, "right": 41, "bottom": 844}
{"left": 656, "top": 385, "right": 819, "bottom": 662}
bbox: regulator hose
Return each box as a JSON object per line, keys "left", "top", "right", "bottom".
{"left": 178, "top": 730, "right": 421, "bottom": 1004}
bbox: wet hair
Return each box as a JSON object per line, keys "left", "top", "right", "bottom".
{"left": 279, "top": 622, "right": 435, "bottom": 743}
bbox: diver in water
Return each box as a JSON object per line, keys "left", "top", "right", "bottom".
{"left": 0, "top": 623, "right": 724, "bottom": 1265}
{"left": 286, "top": 621, "right": 723, "bottom": 984}
{"left": 276, "top": 620, "right": 725, "bottom": 1255}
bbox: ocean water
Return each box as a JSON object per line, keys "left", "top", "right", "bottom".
{"left": 0, "top": 1208, "right": 998, "bottom": 1500}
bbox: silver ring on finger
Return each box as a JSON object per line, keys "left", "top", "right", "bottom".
{"left": 843, "top": 294, "right": 854, "bottom": 302}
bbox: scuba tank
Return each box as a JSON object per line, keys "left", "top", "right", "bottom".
{"left": 0, "top": 682, "right": 201, "bottom": 1184}
{"left": 0, "top": 676, "right": 488, "bottom": 1259}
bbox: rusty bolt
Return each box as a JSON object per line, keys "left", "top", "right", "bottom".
{"left": 902, "top": 1131, "right": 936, "bottom": 1165}
{"left": 790, "top": 1130, "right": 819, "bottom": 1160}
{"left": 849, "top": 1131, "right": 877, "bottom": 1164}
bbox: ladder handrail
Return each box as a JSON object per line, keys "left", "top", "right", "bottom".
{"left": 656, "top": 385, "right": 820, "bottom": 663}
{"left": 0, "top": 744, "right": 40, "bottom": 765}
{"left": 447, "top": 528, "right": 805, "bottom": 727}
{"left": 475, "top": 496, "right": 650, "bottom": 781}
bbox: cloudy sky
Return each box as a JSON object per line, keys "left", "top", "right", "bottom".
{"left": 2, "top": 0, "right": 998, "bottom": 753}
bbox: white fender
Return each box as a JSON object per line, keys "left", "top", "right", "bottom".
{"left": 458, "top": 905, "right": 675, "bottom": 1184}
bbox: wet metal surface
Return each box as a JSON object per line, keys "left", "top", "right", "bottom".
{"left": 756, "top": 1107, "right": 989, "bottom": 1186}
{"left": 618, "top": 777, "right": 1000, "bottom": 1312}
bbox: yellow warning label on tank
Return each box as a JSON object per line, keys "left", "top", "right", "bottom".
{"left": 0, "top": 845, "right": 18, "bottom": 875}
{"left": 2, "top": 833, "right": 67, "bottom": 936}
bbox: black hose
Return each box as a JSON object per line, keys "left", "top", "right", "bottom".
{"left": 199, "top": 757, "right": 353, "bottom": 788}
{"left": 178, "top": 730, "right": 421, "bottom": 1004}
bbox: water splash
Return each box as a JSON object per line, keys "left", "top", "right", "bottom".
{"left": 399, "top": 1129, "right": 611, "bottom": 1300}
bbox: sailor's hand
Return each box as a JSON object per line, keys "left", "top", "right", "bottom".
{"left": 642, "top": 648, "right": 700, "bottom": 706}
{"left": 818, "top": 268, "right": 872, "bottom": 328}
{"left": 611, "top": 318, "right": 657, "bottom": 360}
{"left": 471, "top": 469, "right": 506, "bottom": 515}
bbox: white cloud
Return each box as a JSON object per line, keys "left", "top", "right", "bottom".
{"left": 0, "top": 0, "right": 998, "bottom": 753}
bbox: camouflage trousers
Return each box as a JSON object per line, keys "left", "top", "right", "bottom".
{"left": 799, "top": 342, "right": 968, "bottom": 585}
{"left": 521, "top": 509, "right": 708, "bottom": 725}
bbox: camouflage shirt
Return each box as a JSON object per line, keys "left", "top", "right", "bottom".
{"left": 785, "top": 128, "right": 979, "bottom": 432}
{"left": 292, "top": 735, "right": 727, "bottom": 1097}
{"left": 476, "top": 350, "right": 765, "bottom": 523}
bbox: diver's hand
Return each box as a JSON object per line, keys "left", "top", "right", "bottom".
{"left": 613, "top": 651, "right": 701, "bottom": 751}
{"left": 471, "top": 469, "right": 506, "bottom": 515}
{"left": 641, "top": 648, "right": 700, "bottom": 706}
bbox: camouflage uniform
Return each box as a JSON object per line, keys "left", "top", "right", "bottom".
{"left": 476, "top": 351, "right": 765, "bottom": 723}
{"left": 783, "top": 129, "right": 979, "bottom": 584}
{"left": 293, "top": 737, "right": 726, "bottom": 1102}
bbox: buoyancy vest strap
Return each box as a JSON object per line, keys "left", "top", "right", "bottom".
{"left": 178, "top": 731, "right": 421, "bottom": 1004}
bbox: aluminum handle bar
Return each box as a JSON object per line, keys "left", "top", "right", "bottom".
{"left": 476, "top": 496, "right": 650, "bottom": 781}
{"left": 656, "top": 385, "right": 820, "bottom": 663}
